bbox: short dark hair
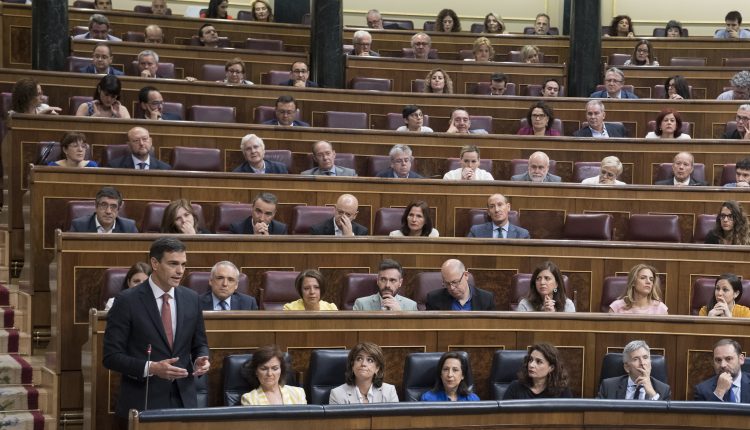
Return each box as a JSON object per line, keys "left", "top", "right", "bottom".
{"left": 378, "top": 258, "right": 403, "bottom": 277}
{"left": 275, "top": 95, "right": 297, "bottom": 108}
{"left": 95, "top": 186, "right": 122, "bottom": 206}
{"left": 665, "top": 20, "right": 682, "bottom": 35}
{"left": 290, "top": 60, "right": 308, "bottom": 71}
{"left": 198, "top": 23, "right": 214, "bottom": 40}
{"left": 430, "top": 351, "right": 472, "bottom": 397}
{"left": 93, "top": 74, "right": 121, "bottom": 102}
{"left": 543, "top": 78, "right": 560, "bottom": 89}
{"left": 344, "top": 342, "right": 386, "bottom": 387}
{"left": 490, "top": 72, "right": 507, "bottom": 84}
{"left": 61, "top": 131, "right": 87, "bottom": 152}
{"left": 124, "top": 262, "right": 151, "bottom": 289}
{"left": 714, "top": 338, "right": 743, "bottom": 356}
{"left": 736, "top": 158, "right": 750, "bottom": 171}
{"left": 253, "top": 191, "right": 278, "bottom": 206}
{"left": 294, "top": 269, "right": 326, "bottom": 297}
{"left": 402, "top": 104, "right": 421, "bottom": 119}
{"left": 726, "top": 11, "right": 743, "bottom": 25}
{"left": 93, "top": 42, "right": 111, "bottom": 55}
{"left": 399, "top": 201, "right": 434, "bottom": 236}
{"left": 241, "top": 344, "right": 288, "bottom": 389}
{"left": 138, "top": 86, "right": 158, "bottom": 104}
{"left": 526, "top": 101, "right": 555, "bottom": 131}
{"left": 148, "top": 237, "right": 186, "bottom": 262}
{"left": 654, "top": 109, "right": 683, "bottom": 137}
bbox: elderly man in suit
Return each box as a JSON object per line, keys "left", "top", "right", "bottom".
{"left": 426, "top": 259, "right": 495, "bottom": 311}
{"left": 695, "top": 338, "right": 750, "bottom": 402}
{"left": 103, "top": 237, "right": 210, "bottom": 421}
{"left": 375, "top": 144, "right": 423, "bottom": 178}
{"left": 353, "top": 259, "right": 418, "bottom": 311}
{"left": 573, "top": 100, "right": 627, "bottom": 138}
{"left": 511, "top": 151, "right": 562, "bottom": 183}
{"left": 229, "top": 192, "right": 288, "bottom": 235}
{"left": 232, "top": 134, "right": 288, "bottom": 174}
{"left": 310, "top": 193, "right": 368, "bottom": 236}
{"left": 262, "top": 95, "right": 310, "bottom": 127}
{"left": 468, "top": 193, "right": 530, "bottom": 239}
{"left": 107, "top": 127, "right": 171, "bottom": 170}
{"left": 200, "top": 261, "right": 257, "bottom": 311}
{"left": 590, "top": 67, "right": 638, "bottom": 99}
{"left": 655, "top": 152, "right": 707, "bottom": 186}
{"left": 70, "top": 186, "right": 138, "bottom": 233}
{"left": 302, "top": 141, "right": 357, "bottom": 176}
{"left": 597, "top": 340, "right": 671, "bottom": 400}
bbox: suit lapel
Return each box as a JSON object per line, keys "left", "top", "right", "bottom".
{"left": 87, "top": 215, "right": 97, "bottom": 231}
{"left": 137, "top": 283, "right": 171, "bottom": 350}
{"left": 741, "top": 373, "right": 750, "bottom": 403}
{"left": 615, "top": 375, "right": 629, "bottom": 399}
{"left": 173, "top": 287, "right": 187, "bottom": 351}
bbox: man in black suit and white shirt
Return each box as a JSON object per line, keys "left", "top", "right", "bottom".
{"left": 573, "top": 100, "right": 627, "bottom": 138}
{"left": 232, "top": 134, "right": 288, "bottom": 174}
{"left": 426, "top": 259, "right": 495, "bottom": 311}
{"left": 375, "top": 144, "right": 423, "bottom": 178}
{"left": 70, "top": 186, "right": 138, "bottom": 233}
{"left": 654, "top": 152, "right": 707, "bottom": 186}
{"left": 200, "top": 261, "right": 258, "bottom": 311}
{"left": 467, "top": 193, "right": 530, "bottom": 239}
{"left": 310, "top": 193, "right": 368, "bottom": 236}
{"left": 107, "top": 126, "right": 171, "bottom": 170}
{"left": 694, "top": 338, "right": 750, "bottom": 403}
{"left": 229, "top": 192, "right": 288, "bottom": 235}
{"left": 597, "top": 340, "right": 671, "bottom": 400}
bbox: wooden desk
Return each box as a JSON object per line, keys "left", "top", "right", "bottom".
{"left": 602, "top": 37, "right": 750, "bottom": 69}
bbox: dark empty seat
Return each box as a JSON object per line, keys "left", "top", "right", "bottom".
{"left": 382, "top": 19, "right": 414, "bottom": 30}
{"left": 213, "top": 203, "right": 251, "bottom": 234}
{"left": 670, "top": 57, "right": 706, "bottom": 67}
{"left": 599, "top": 353, "right": 668, "bottom": 386}
{"left": 720, "top": 164, "right": 736, "bottom": 186}
{"left": 244, "top": 38, "right": 284, "bottom": 51}
{"left": 469, "top": 115, "right": 493, "bottom": 133}
{"left": 129, "top": 61, "right": 176, "bottom": 79}
{"left": 401, "top": 48, "right": 438, "bottom": 59}
{"left": 222, "top": 353, "right": 296, "bottom": 406}
{"left": 367, "top": 155, "right": 391, "bottom": 176}
{"left": 573, "top": 161, "right": 602, "bottom": 183}
{"left": 412, "top": 272, "right": 442, "bottom": 311}
{"left": 66, "top": 56, "right": 91, "bottom": 73}
{"left": 373, "top": 207, "right": 403, "bottom": 235}
{"left": 411, "top": 79, "right": 426, "bottom": 93}
{"left": 489, "top": 350, "right": 526, "bottom": 400}
{"left": 68, "top": 95, "right": 93, "bottom": 116}
{"left": 655, "top": 163, "right": 705, "bottom": 183}
{"left": 253, "top": 105, "right": 276, "bottom": 124}
{"left": 102, "top": 144, "right": 130, "bottom": 167}
{"left": 723, "top": 58, "right": 750, "bottom": 67}
{"left": 608, "top": 53, "right": 631, "bottom": 66}
{"left": 65, "top": 200, "right": 96, "bottom": 231}
{"left": 325, "top": 111, "right": 368, "bottom": 129}
{"left": 563, "top": 213, "right": 613, "bottom": 241}
{"left": 350, "top": 77, "right": 392, "bottom": 92}
{"left": 626, "top": 214, "right": 681, "bottom": 242}
{"left": 170, "top": 147, "right": 222, "bottom": 172}
{"left": 259, "top": 271, "right": 300, "bottom": 310}
{"left": 339, "top": 273, "right": 378, "bottom": 310}
{"left": 201, "top": 64, "right": 226, "bottom": 82}
{"left": 36, "top": 141, "right": 61, "bottom": 165}
{"left": 458, "top": 49, "right": 474, "bottom": 60}
{"left": 265, "top": 150, "right": 293, "bottom": 171}
{"left": 306, "top": 349, "right": 348, "bottom": 404}
{"left": 260, "top": 70, "right": 291, "bottom": 85}
{"left": 518, "top": 117, "right": 563, "bottom": 135}
{"left": 187, "top": 105, "right": 236, "bottom": 123}
{"left": 693, "top": 214, "right": 715, "bottom": 244}
{"left": 290, "top": 206, "right": 335, "bottom": 235}
{"left": 690, "top": 277, "right": 716, "bottom": 316}
{"left": 402, "top": 351, "right": 473, "bottom": 401}
{"left": 423, "top": 21, "right": 435, "bottom": 31}
{"left": 236, "top": 10, "right": 253, "bottom": 21}
{"left": 183, "top": 271, "right": 250, "bottom": 296}
{"left": 600, "top": 276, "right": 628, "bottom": 312}
{"left": 99, "top": 267, "right": 129, "bottom": 309}
{"left": 123, "top": 31, "right": 146, "bottom": 43}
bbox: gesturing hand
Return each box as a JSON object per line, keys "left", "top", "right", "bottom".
{"left": 149, "top": 357, "right": 188, "bottom": 380}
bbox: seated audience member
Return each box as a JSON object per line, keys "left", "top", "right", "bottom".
{"left": 251, "top": 0, "right": 273, "bottom": 22}
{"left": 542, "top": 78, "right": 561, "bottom": 97}
{"left": 160, "top": 199, "right": 209, "bottom": 234}
{"left": 724, "top": 105, "right": 750, "bottom": 139}
{"left": 200, "top": 260, "right": 258, "bottom": 310}
{"left": 446, "top": 108, "right": 488, "bottom": 134}
{"left": 426, "top": 259, "right": 495, "bottom": 311}
{"left": 75, "top": 75, "right": 130, "bottom": 118}
{"left": 108, "top": 126, "right": 171, "bottom": 170}
{"left": 94, "top": 0, "right": 112, "bottom": 10}
{"left": 470, "top": 37, "right": 494, "bottom": 62}
{"left": 467, "top": 193, "right": 530, "bottom": 239}
{"left": 70, "top": 186, "right": 138, "bottom": 233}
{"left": 705, "top": 201, "right": 750, "bottom": 244}
{"left": 366, "top": 9, "right": 383, "bottom": 29}
{"left": 263, "top": 95, "right": 310, "bottom": 127}
{"left": 489, "top": 72, "right": 509, "bottom": 96}
{"left": 396, "top": 106, "right": 433, "bottom": 133}
{"left": 104, "top": 262, "right": 151, "bottom": 311}
{"left": 605, "top": 14, "right": 635, "bottom": 37}
{"left": 287, "top": 61, "right": 318, "bottom": 87}
{"left": 724, "top": 159, "right": 750, "bottom": 188}
{"left": 221, "top": 58, "right": 254, "bottom": 85}
{"left": 511, "top": 151, "right": 561, "bottom": 182}
{"left": 503, "top": 343, "right": 573, "bottom": 399}
{"left": 138, "top": 86, "right": 181, "bottom": 120}
{"left": 137, "top": 50, "right": 162, "bottom": 78}
{"left": 202, "top": 0, "right": 233, "bottom": 19}
{"left": 283, "top": 270, "right": 338, "bottom": 311}
{"left": 302, "top": 141, "right": 356, "bottom": 176}
{"left": 151, "top": 0, "right": 168, "bottom": 15}
{"left": 694, "top": 339, "right": 750, "bottom": 402}
{"left": 664, "top": 20, "right": 683, "bottom": 37}
{"left": 533, "top": 13, "right": 552, "bottom": 35}
{"left": 410, "top": 32, "right": 432, "bottom": 60}
{"left": 573, "top": 100, "right": 627, "bottom": 137}
{"left": 229, "top": 192, "right": 288, "bottom": 235}
{"left": 73, "top": 14, "right": 122, "bottom": 41}
{"left": 664, "top": 75, "right": 691, "bottom": 100}
{"left": 310, "top": 194, "right": 368, "bottom": 236}
{"left": 48, "top": 131, "right": 98, "bottom": 167}
{"left": 624, "top": 40, "right": 659, "bottom": 66}
{"left": 435, "top": 9, "right": 461, "bottom": 32}
{"left": 240, "top": 345, "right": 306, "bottom": 405}
{"left": 330, "top": 342, "right": 399, "bottom": 403}
{"left": 483, "top": 12, "right": 507, "bottom": 34}
{"left": 145, "top": 24, "right": 164, "bottom": 44}
{"left": 655, "top": 152, "right": 707, "bottom": 186}
{"left": 518, "top": 101, "right": 560, "bottom": 136}
{"left": 520, "top": 45, "right": 540, "bottom": 63}
{"left": 596, "top": 340, "right": 671, "bottom": 400}
{"left": 645, "top": 109, "right": 690, "bottom": 139}
{"left": 351, "top": 30, "right": 379, "bottom": 57}
{"left": 717, "top": 71, "right": 750, "bottom": 100}
{"left": 389, "top": 201, "right": 438, "bottom": 237}
{"left": 591, "top": 67, "right": 638, "bottom": 99}
{"left": 198, "top": 24, "right": 221, "bottom": 48}
{"left": 609, "top": 263, "right": 668, "bottom": 314}
{"left": 233, "top": 134, "right": 288, "bottom": 174}
{"left": 423, "top": 68, "right": 453, "bottom": 94}
{"left": 353, "top": 260, "right": 418, "bottom": 311}
{"left": 81, "top": 43, "right": 123, "bottom": 75}
{"left": 443, "top": 145, "right": 494, "bottom": 181}
{"left": 517, "top": 261, "right": 575, "bottom": 312}
{"left": 700, "top": 274, "right": 750, "bottom": 317}
{"left": 9, "top": 78, "right": 60, "bottom": 115}
{"left": 420, "top": 352, "right": 479, "bottom": 401}
{"left": 715, "top": 11, "right": 750, "bottom": 39}
{"left": 376, "top": 144, "right": 424, "bottom": 178}
{"left": 581, "top": 156, "right": 626, "bottom": 185}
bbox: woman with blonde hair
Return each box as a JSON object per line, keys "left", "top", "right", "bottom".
{"left": 470, "top": 37, "right": 494, "bottom": 62}
{"left": 520, "top": 45, "right": 540, "bottom": 63}
{"left": 609, "top": 263, "right": 668, "bottom": 314}
{"left": 423, "top": 68, "right": 453, "bottom": 94}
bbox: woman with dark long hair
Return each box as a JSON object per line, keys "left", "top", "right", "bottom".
{"left": 502, "top": 343, "right": 573, "bottom": 399}
{"left": 517, "top": 261, "right": 575, "bottom": 312}
{"left": 390, "top": 201, "right": 439, "bottom": 237}
{"left": 705, "top": 200, "right": 750, "bottom": 245}
{"left": 699, "top": 274, "right": 750, "bottom": 317}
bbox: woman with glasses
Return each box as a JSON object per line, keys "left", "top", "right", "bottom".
{"left": 221, "top": 58, "right": 254, "bottom": 85}
{"left": 75, "top": 75, "right": 130, "bottom": 118}
{"left": 390, "top": 201, "right": 439, "bottom": 237}
{"left": 664, "top": 75, "right": 691, "bottom": 100}
{"left": 699, "top": 274, "right": 750, "bottom": 318}
{"left": 397, "top": 105, "right": 433, "bottom": 132}
{"left": 517, "top": 101, "right": 560, "bottom": 136}
{"left": 609, "top": 263, "right": 668, "bottom": 314}
{"left": 645, "top": 109, "right": 690, "bottom": 139}
{"left": 48, "top": 132, "right": 98, "bottom": 167}
{"left": 517, "top": 261, "right": 575, "bottom": 312}
{"left": 581, "top": 156, "right": 626, "bottom": 185}
{"left": 443, "top": 145, "right": 494, "bottom": 181}
{"left": 624, "top": 40, "right": 659, "bottom": 66}
{"left": 705, "top": 201, "right": 750, "bottom": 245}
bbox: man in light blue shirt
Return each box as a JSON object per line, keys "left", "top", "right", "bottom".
{"left": 715, "top": 11, "right": 750, "bottom": 39}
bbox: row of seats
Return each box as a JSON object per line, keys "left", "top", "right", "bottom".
{"left": 609, "top": 53, "right": 750, "bottom": 68}
{"left": 70, "top": 28, "right": 285, "bottom": 51}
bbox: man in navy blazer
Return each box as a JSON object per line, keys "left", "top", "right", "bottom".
{"left": 262, "top": 95, "right": 310, "bottom": 127}
{"left": 107, "top": 127, "right": 172, "bottom": 170}
{"left": 426, "top": 259, "right": 495, "bottom": 310}
{"left": 589, "top": 67, "right": 639, "bottom": 99}
{"left": 596, "top": 340, "right": 671, "bottom": 400}
{"left": 375, "top": 144, "right": 423, "bottom": 178}
{"left": 200, "top": 261, "right": 258, "bottom": 311}
{"left": 510, "top": 151, "right": 562, "bottom": 183}
{"left": 138, "top": 86, "right": 182, "bottom": 121}
{"left": 286, "top": 61, "right": 319, "bottom": 88}
{"left": 467, "top": 193, "right": 530, "bottom": 239}
{"left": 310, "top": 193, "right": 368, "bottom": 236}
{"left": 79, "top": 43, "right": 124, "bottom": 76}
{"left": 573, "top": 100, "right": 628, "bottom": 138}
{"left": 229, "top": 192, "right": 288, "bottom": 235}
{"left": 654, "top": 152, "right": 707, "bottom": 186}
{"left": 694, "top": 339, "right": 750, "bottom": 403}
{"left": 103, "top": 238, "right": 210, "bottom": 419}
{"left": 70, "top": 186, "right": 139, "bottom": 233}
{"left": 232, "top": 134, "right": 288, "bottom": 174}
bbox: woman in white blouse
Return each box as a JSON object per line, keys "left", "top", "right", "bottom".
{"left": 389, "top": 201, "right": 439, "bottom": 237}
{"left": 644, "top": 109, "right": 691, "bottom": 139}
{"left": 443, "top": 145, "right": 494, "bottom": 181}
{"left": 581, "top": 156, "right": 627, "bottom": 185}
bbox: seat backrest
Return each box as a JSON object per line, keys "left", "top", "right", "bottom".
{"left": 653, "top": 84, "right": 693, "bottom": 99}
{"left": 723, "top": 57, "right": 750, "bottom": 67}
{"left": 655, "top": 163, "right": 705, "bottom": 183}
{"left": 141, "top": 202, "right": 205, "bottom": 233}
{"left": 170, "top": 146, "right": 222, "bottom": 172}
{"left": 385, "top": 112, "right": 430, "bottom": 130}
{"left": 690, "top": 277, "right": 716, "bottom": 315}
{"left": 339, "top": 273, "right": 378, "bottom": 310}
{"left": 382, "top": 19, "right": 414, "bottom": 30}
{"left": 458, "top": 49, "right": 474, "bottom": 60}
{"left": 201, "top": 64, "right": 226, "bottom": 82}
{"left": 720, "top": 164, "right": 736, "bottom": 186}
{"left": 600, "top": 276, "right": 628, "bottom": 312}
{"left": 413, "top": 272, "right": 443, "bottom": 311}
{"left": 253, "top": 105, "right": 276, "bottom": 124}
{"left": 265, "top": 149, "right": 293, "bottom": 171}
{"left": 236, "top": 10, "right": 253, "bottom": 21}
{"left": 402, "top": 351, "right": 474, "bottom": 401}
{"left": 573, "top": 161, "right": 602, "bottom": 183}
{"left": 68, "top": 95, "right": 93, "bottom": 116}
{"left": 510, "top": 273, "right": 571, "bottom": 311}
{"left": 222, "top": 353, "right": 296, "bottom": 406}
{"left": 599, "top": 353, "right": 668, "bottom": 386}
{"left": 410, "top": 79, "right": 426, "bottom": 93}
{"left": 489, "top": 350, "right": 526, "bottom": 400}
{"left": 646, "top": 120, "right": 693, "bottom": 136}
{"left": 36, "top": 141, "right": 61, "bottom": 165}
{"left": 245, "top": 38, "right": 284, "bottom": 51}
{"left": 423, "top": 21, "right": 435, "bottom": 31}
{"left": 133, "top": 101, "right": 184, "bottom": 121}
{"left": 670, "top": 57, "right": 706, "bottom": 67}
{"left": 350, "top": 77, "right": 392, "bottom": 92}
{"left": 325, "top": 111, "right": 368, "bottom": 129}
{"left": 563, "top": 213, "right": 613, "bottom": 241}
{"left": 470, "top": 23, "right": 484, "bottom": 33}
{"left": 301, "top": 13, "right": 311, "bottom": 25}
{"left": 66, "top": 56, "right": 91, "bottom": 73}
{"left": 188, "top": 105, "right": 236, "bottom": 123}
{"left": 373, "top": 207, "right": 403, "bottom": 235}
{"left": 400, "top": 48, "right": 438, "bottom": 59}
{"left": 517, "top": 117, "right": 563, "bottom": 135}
{"left": 123, "top": 31, "right": 146, "bottom": 43}
{"left": 446, "top": 158, "right": 492, "bottom": 173}
{"left": 100, "top": 267, "right": 129, "bottom": 309}
{"left": 290, "top": 206, "right": 336, "bottom": 234}
{"left": 608, "top": 53, "right": 631, "bottom": 66}
{"left": 259, "top": 271, "right": 300, "bottom": 310}
{"left": 72, "top": 0, "right": 94, "bottom": 8}
{"left": 65, "top": 200, "right": 96, "bottom": 231}
{"left": 693, "top": 214, "right": 716, "bottom": 244}
{"left": 260, "top": 70, "right": 291, "bottom": 85}
{"left": 367, "top": 155, "right": 391, "bottom": 176}
{"left": 725, "top": 121, "right": 738, "bottom": 138}
{"left": 102, "top": 144, "right": 130, "bottom": 167}
{"left": 305, "top": 349, "right": 349, "bottom": 404}
{"left": 510, "top": 159, "right": 558, "bottom": 176}
{"left": 129, "top": 61, "right": 175, "bottom": 78}
{"left": 213, "top": 203, "right": 251, "bottom": 234}
{"left": 626, "top": 214, "right": 681, "bottom": 242}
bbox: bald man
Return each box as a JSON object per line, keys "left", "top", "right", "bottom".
{"left": 309, "top": 194, "right": 368, "bottom": 236}
{"left": 511, "top": 151, "right": 561, "bottom": 182}
{"left": 107, "top": 127, "right": 171, "bottom": 170}
{"left": 426, "top": 259, "right": 495, "bottom": 311}
{"left": 654, "top": 152, "right": 707, "bottom": 186}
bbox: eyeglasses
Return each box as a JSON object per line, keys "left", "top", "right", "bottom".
{"left": 736, "top": 115, "right": 750, "bottom": 122}
{"left": 636, "top": 48, "right": 650, "bottom": 54}
{"left": 719, "top": 214, "right": 734, "bottom": 220}
{"left": 413, "top": 42, "right": 429, "bottom": 46}
{"left": 600, "top": 170, "right": 616, "bottom": 178}
{"left": 604, "top": 79, "right": 623, "bottom": 84}
{"left": 227, "top": 69, "right": 244, "bottom": 74}
{"left": 442, "top": 273, "right": 465, "bottom": 289}
{"left": 96, "top": 202, "right": 119, "bottom": 211}
{"left": 531, "top": 113, "right": 547, "bottom": 119}
{"left": 147, "top": 100, "right": 164, "bottom": 107}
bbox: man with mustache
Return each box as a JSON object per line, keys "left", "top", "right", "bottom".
{"left": 353, "top": 259, "right": 417, "bottom": 311}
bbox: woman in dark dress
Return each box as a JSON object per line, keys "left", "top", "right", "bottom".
{"left": 502, "top": 343, "right": 573, "bottom": 399}
{"left": 705, "top": 200, "right": 750, "bottom": 245}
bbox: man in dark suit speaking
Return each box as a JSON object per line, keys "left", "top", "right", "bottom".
{"left": 200, "top": 261, "right": 258, "bottom": 311}
{"left": 103, "top": 237, "right": 210, "bottom": 420}
{"left": 597, "top": 340, "right": 671, "bottom": 400}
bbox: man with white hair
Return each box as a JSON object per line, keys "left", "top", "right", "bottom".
{"left": 410, "top": 32, "right": 433, "bottom": 60}
{"left": 573, "top": 100, "right": 627, "bottom": 138}
{"left": 717, "top": 71, "right": 750, "bottom": 100}
{"left": 511, "top": 151, "right": 562, "bottom": 182}
{"left": 137, "top": 50, "right": 162, "bottom": 78}
{"left": 724, "top": 104, "right": 750, "bottom": 139}
{"left": 351, "top": 30, "right": 379, "bottom": 56}
{"left": 597, "top": 340, "right": 671, "bottom": 400}
{"left": 200, "top": 261, "right": 258, "bottom": 310}
{"left": 366, "top": 9, "right": 383, "bottom": 29}
{"left": 375, "top": 144, "right": 423, "bottom": 178}
{"left": 654, "top": 152, "right": 707, "bottom": 186}
{"left": 233, "top": 134, "right": 288, "bottom": 174}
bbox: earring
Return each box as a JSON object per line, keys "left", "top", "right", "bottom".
{"left": 553, "top": 288, "right": 558, "bottom": 293}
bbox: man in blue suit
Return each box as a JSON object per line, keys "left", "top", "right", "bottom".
{"left": 468, "top": 193, "right": 530, "bottom": 239}
{"left": 137, "top": 86, "right": 182, "bottom": 121}
{"left": 200, "top": 261, "right": 258, "bottom": 311}
{"left": 107, "top": 127, "right": 171, "bottom": 170}
{"left": 694, "top": 339, "right": 750, "bottom": 403}
{"left": 79, "top": 43, "right": 123, "bottom": 76}
{"left": 375, "top": 144, "right": 423, "bottom": 178}
{"left": 590, "top": 67, "right": 638, "bottom": 99}
{"left": 262, "top": 95, "right": 310, "bottom": 127}
{"left": 69, "top": 186, "right": 138, "bottom": 233}
{"left": 229, "top": 192, "right": 288, "bottom": 235}
{"left": 232, "top": 134, "right": 288, "bottom": 174}
{"left": 573, "top": 100, "right": 628, "bottom": 138}
{"left": 286, "top": 61, "right": 318, "bottom": 88}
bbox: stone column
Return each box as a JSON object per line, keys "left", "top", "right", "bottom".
{"left": 310, "top": 0, "right": 343, "bottom": 88}
{"left": 567, "top": 0, "right": 601, "bottom": 97}
{"left": 32, "top": 0, "right": 68, "bottom": 71}
{"left": 274, "top": 0, "right": 310, "bottom": 25}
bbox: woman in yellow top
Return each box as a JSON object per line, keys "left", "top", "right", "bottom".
{"left": 699, "top": 274, "right": 750, "bottom": 317}
{"left": 283, "top": 269, "right": 338, "bottom": 311}
{"left": 240, "top": 345, "right": 307, "bottom": 405}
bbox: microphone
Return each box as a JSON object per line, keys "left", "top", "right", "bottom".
{"left": 37, "top": 141, "right": 57, "bottom": 165}
{"left": 144, "top": 344, "right": 152, "bottom": 411}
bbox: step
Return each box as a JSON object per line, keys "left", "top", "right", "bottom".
{"left": 0, "top": 410, "right": 50, "bottom": 430}
{"left": 0, "top": 355, "right": 43, "bottom": 386}
{"left": 0, "top": 332, "right": 32, "bottom": 357}
{"left": 0, "top": 385, "right": 42, "bottom": 412}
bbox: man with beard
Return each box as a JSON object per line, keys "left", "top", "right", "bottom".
{"left": 353, "top": 259, "right": 417, "bottom": 310}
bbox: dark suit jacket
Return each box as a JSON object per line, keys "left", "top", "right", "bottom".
{"left": 694, "top": 372, "right": 750, "bottom": 402}
{"left": 199, "top": 291, "right": 258, "bottom": 311}
{"left": 284, "top": 79, "right": 318, "bottom": 87}
{"left": 102, "top": 281, "right": 209, "bottom": 417}
{"left": 654, "top": 176, "right": 707, "bottom": 186}
{"left": 309, "top": 218, "right": 368, "bottom": 236}
{"left": 107, "top": 155, "right": 172, "bottom": 170}
{"left": 160, "top": 112, "right": 182, "bottom": 121}
{"left": 723, "top": 130, "right": 744, "bottom": 139}
{"left": 375, "top": 168, "right": 423, "bottom": 178}
{"left": 425, "top": 286, "right": 495, "bottom": 311}
{"left": 589, "top": 89, "right": 639, "bottom": 99}
{"left": 467, "top": 222, "right": 530, "bottom": 238}
{"left": 229, "top": 217, "right": 288, "bottom": 235}
{"left": 573, "top": 123, "right": 627, "bottom": 138}
{"left": 597, "top": 375, "right": 671, "bottom": 400}
{"left": 262, "top": 118, "right": 310, "bottom": 127}
{"left": 232, "top": 159, "right": 288, "bottom": 174}
{"left": 510, "top": 172, "right": 562, "bottom": 182}
{"left": 69, "top": 214, "right": 138, "bottom": 233}
{"left": 79, "top": 64, "right": 124, "bottom": 75}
